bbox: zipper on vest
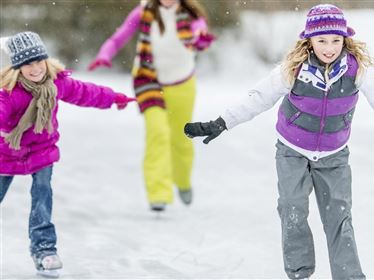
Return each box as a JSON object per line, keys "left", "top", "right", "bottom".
{"left": 316, "top": 89, "right": 329, "bottom": 150}
{"left": 287, "top": 111, "right": 301, "bottom": 124}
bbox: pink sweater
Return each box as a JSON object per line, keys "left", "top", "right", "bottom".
{"left": 0, "top": 71, "right": 118, "bottom": 175}
{"left": 95, "top": 5, "right": 209, "bottom": 62}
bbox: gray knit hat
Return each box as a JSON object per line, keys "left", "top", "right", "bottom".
{"left": 7, "top": 31, "right": 49, "bottom": 69}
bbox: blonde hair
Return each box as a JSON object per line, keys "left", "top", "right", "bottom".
{"left": 0, "top": 58, "right": 65, "bottom": 92}
{"left": 281, "top": 37, "right": 374, "bottom": 86}
{"left": 345, "top": 37, "right": 373, "bottom": 77}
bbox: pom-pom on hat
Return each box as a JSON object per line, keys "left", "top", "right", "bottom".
{"left": 299, "top": 4, "right": 355, "bottom": 39}
{"left": 6, "top": 31, "right": 49, "bottom": 69}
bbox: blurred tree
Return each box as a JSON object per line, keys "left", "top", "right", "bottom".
{"left": 1, "top": 0, "right": 373, "bottom": 70}
{"left": 233, "top": 0, "right": 374, "bottom": 11}
{"left": 1, "top": 0, "right": 140, "bottom": 70}
{"left": 1, "top": 0, "right": 240, "bottom": 70}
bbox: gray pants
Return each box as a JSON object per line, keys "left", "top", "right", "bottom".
{"left": 275, "top": 141, "right": 365, "bottom": 280}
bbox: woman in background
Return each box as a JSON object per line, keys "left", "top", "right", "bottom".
{"left": 89, "top": 0, "right": 215, "bottom": 212}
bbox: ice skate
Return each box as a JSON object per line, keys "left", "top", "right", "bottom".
{"left": 150, "top": 202, "right": 166, "bottom": 212}
{"left": 33, "top": 254, "right": 62, "bottom": 278}
{"left": 178, "top": 189, "right": 193, "bottom": 205}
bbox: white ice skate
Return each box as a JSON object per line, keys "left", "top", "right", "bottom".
{"left": 33, "top": 254, "right": 63, "bottom": 278}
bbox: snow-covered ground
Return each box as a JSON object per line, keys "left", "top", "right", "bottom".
{"left": 1, "top": 69, "right": 374, "bottom": 280}
{"left": 1, "top": 8, "right": 374, "bottom": 280}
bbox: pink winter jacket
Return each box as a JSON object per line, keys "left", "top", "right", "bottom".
{"left": 0, "top": 71, "right": 118, "bottom": 175}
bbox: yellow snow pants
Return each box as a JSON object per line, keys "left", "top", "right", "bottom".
{"left": 143, "top": 77, "right": 196, "bottom": 204}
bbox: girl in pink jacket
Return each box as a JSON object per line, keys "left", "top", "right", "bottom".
{"left": 0, "top": 31, "right": 135, "bottom": 278}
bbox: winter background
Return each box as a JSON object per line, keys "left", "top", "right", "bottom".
{"left": 1, "top": 8, "right": 374, "bottom": 280}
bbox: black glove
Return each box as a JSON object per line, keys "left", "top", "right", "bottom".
{"left": 184, "top": 117, "right": 227, "bottom": 144}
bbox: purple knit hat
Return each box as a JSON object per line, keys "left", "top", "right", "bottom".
{"left": 299, "top": 4, "right": 355, "bottom": 39}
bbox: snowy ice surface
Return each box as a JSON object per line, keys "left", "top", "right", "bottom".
{"left": 1, "top": 68, "right": 373, "bottom": 280}
{"left": 1, "top": 9, "right": 374, "bottom": 280}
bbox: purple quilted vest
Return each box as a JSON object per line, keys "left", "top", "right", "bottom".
{"left": 276, "top": 51, "right": 359, "bottom": 151}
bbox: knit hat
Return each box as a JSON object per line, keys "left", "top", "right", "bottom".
{"left": 6, "top": 31, "right": 49, "bottom": 69}
{"left": 299, "top": 4, "right": 355, "bottom": 39}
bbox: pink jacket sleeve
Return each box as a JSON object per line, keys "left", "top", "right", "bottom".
{"left": 57, "top": 72, "right": 117, "bottom": 109}
{"left": 191, "top": 17, "right": 208, "bottom": 35}
{"left": 0, "top": 89, "right": 13, "bottom": 131}
{"left": 95, "top": 5, "right": 142, "bottom": 61}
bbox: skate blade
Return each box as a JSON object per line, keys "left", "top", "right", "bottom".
{"left": 36, "top": 269, "right": 60, "bottom": 279}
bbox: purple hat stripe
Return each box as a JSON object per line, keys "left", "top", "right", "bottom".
{"left": 299, "top": 4, "right": 355, "bottom": 39}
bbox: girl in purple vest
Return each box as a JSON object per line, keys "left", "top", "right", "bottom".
{"left": 0, "top": 31, "right": 135, "bottom": 278}
{"left": 89, "top": 0, "right": 215, "bottom": 212}
{"left": 185, "top": 4, "right": 373, "bottom": 280}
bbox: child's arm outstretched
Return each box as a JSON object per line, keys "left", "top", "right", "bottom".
{"left": 184, "top": 66, "right": 290, "bottom": 143}
{"left": 57, "top": 71, "right": 135, "bottom": 109}
{"left": 358, "top": 66, "right": 374, "bottom": 108}
{"left": 88, "top": 5, "right": 143, "bottom": 71}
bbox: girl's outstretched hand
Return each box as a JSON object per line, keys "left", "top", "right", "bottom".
{"left": 114, "top": 94, "right": 137, "bottom": 110}
{"left": 88, "top": 58, "right": 112, "bottom": 71}
{"left": 193, "top": 32, "right": 216, "bottom": 50}
{"left": 184, "top": 117, "right": 226, "bottom": 144}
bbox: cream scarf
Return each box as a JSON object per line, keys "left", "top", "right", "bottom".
{"left": 4, "top": 74, "right": 57, "bottom": 150}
